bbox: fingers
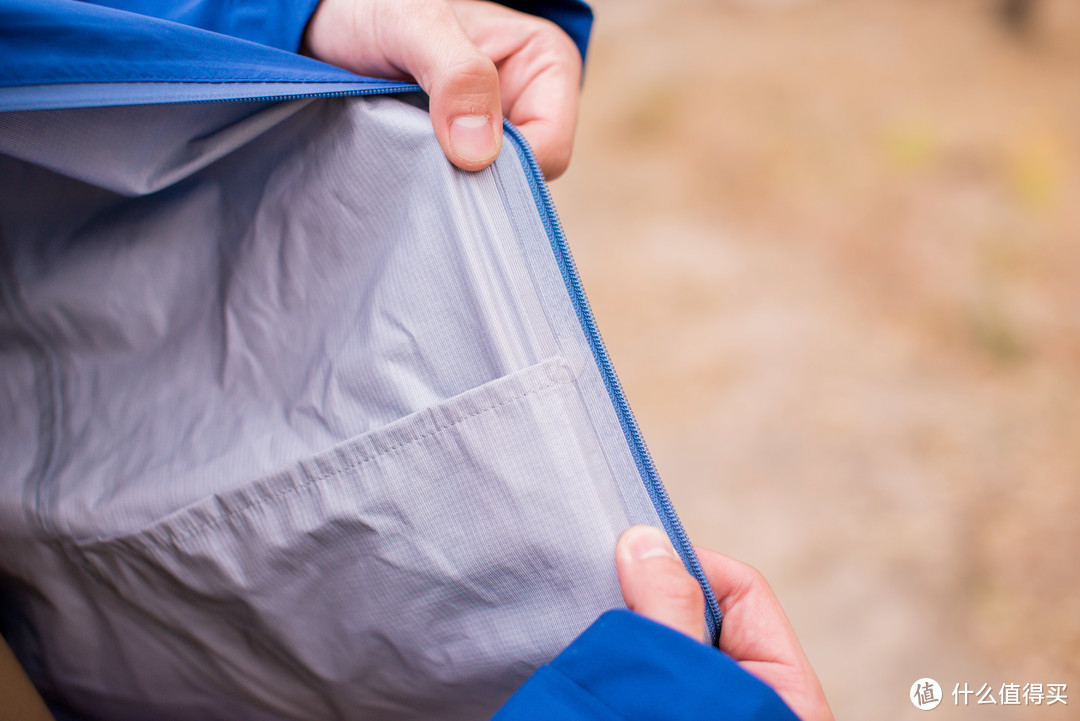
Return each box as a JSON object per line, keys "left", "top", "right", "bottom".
{"left": 697, "top": 547, "right": 835, "bottom": 721}
{"left": 303, "top": 0, "right": 581, "bottom": 177}
{"left": 615, "top": 526, "right": 706, "bottom": 643}
{"left": 450, "top": 0, "right": 581, "bottom": 179}
{"left": 305, "top": 0, "right": 503, "bottom": 172}
{"left": 615, "top": 534, "right": 834, "bottom": 721}
{"left": 695, "top": 547, "right": 805, "bottom": 665}
{"left": 379, "top": 1, "right": 503, "bottom": 171}
{"left": 489, "top": 29, "right": 580, "bottom": 180}
{"left": 615, "top": 531, "right": 803, "bottom": 662}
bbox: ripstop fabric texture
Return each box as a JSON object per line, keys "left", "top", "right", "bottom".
{"left": 0, "top": 1, "right": 765, "bottom": 719}
{"left": 0, "top": 94, "right": 672, "bottom": 720}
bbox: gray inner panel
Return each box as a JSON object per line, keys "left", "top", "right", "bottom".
{"left": 0, "top": 96, "right": 663, "bottom": 721}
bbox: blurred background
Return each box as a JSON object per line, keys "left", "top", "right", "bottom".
{"left": 551, "top": 0, "right": 1079, "bottom": 717}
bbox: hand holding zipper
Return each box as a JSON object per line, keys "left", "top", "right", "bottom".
{"left": 616, "top": 526, "right": 836, "bottom": 721}
{"left": 302, "top": 0, "right": 582, "bottom": 179}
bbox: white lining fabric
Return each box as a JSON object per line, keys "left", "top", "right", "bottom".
{"left": 0, "top": 96, "right": 663, "bottom": 720}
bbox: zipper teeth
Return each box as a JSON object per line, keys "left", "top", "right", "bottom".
{"left": 197, "top": 82, "right": 420, "bottom": 105}
{"left": 204, "top": 82, "right": 726, "bottom": 638}
{"left": 208, "top": 82, "right": 723, "bottom": 638}
{"left": 23, "top": 76, "right": 724, "bottom": 640}
{"left": 502, "top": 122, "right": 722, "bottom": 644}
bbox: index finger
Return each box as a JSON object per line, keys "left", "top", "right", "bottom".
{"left": 695, "top": 547, "right": 806, "bottom": 668}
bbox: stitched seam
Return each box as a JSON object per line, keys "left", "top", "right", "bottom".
{"left": 0, "top": 234, "right": 64, "bottom": 536}
{"left": 91, "top": 367, "right": 569, "bottom": 550}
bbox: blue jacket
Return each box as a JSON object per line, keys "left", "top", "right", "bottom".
{"left": 0, "top": 2, "right": 796, "bottom": 720}
{"left": 496, "top": 610, "right": 799, "bottom": 720}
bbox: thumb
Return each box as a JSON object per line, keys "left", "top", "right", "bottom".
{"left": 385, "top": 2, "right": 503, "bottom": 171}
{"left": 616, "top": 526, "right": 707, "bottom": 643}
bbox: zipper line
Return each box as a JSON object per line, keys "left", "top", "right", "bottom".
{"left": 191, "top": 83, "right": 420, "bottom": 105}
{"left": 211, "top": 82, "right": 725, "bottom": 640}
{"left": 4, "top": 80, "right": 723, "bottom": 643}
{"left": 501, "top": 121, "right": 723, "bottom": 645}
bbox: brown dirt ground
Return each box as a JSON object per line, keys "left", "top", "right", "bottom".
{"left": 551, "top": 0, "right": 1080, "bottom": 717}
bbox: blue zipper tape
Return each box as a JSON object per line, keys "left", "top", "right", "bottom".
{"left": 502, "top": 121, "right": 723, "bottom": 645}
{"left": 1, "top": 80, "right": 723, "bottom": 643}
{"left": 0, "top": 81, "right": 420, "bottom": 113}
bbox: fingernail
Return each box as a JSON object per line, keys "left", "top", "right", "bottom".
{"left": 450, "top": 115, "right": 496, "bottom": 164}
{"left": 626, "top": 526, "right": 680, "bottom": 562}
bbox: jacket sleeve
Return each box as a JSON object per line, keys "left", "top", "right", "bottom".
{"left": 78, "top": 0, "right": 324, "bottom": 54}
{"left": 492, "top": 610, "right": 802, "bottom": 721}
{"left": 82, "top": 0, "right": 594, "bottom": 60}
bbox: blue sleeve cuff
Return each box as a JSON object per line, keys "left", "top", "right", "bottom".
{"left": 494, "top": 610, "right": 801, "bottom": 721}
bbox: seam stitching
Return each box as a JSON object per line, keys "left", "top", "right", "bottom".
{"left": 85, "top": 366, "right": 568, "bottom": 550}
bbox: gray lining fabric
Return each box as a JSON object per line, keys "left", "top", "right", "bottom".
{"left": 0, "top": 96, "right": 663, "bottom": 720}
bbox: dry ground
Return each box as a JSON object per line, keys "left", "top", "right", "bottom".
{"left": 551, "top": 0, "right": 1080, "bottom": 717}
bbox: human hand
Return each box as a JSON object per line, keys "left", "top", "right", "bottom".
{"left": 303, "top": 0, "right": 582, "bottom": 179}
{"left": 616, "top": 526, "right": 835, "bottom": 721}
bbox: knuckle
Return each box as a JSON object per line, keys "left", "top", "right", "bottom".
{"left": 432, "top": 54, "right": 499, "bottom": 111}
{"left": 741, "top": 562, "right": 768, "bottom": 589}
{"left": 448, "top": 53, "right": 498, "bottom": 84}
{"left": 528, "top": 17, "right": 581, "bottom": 63}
